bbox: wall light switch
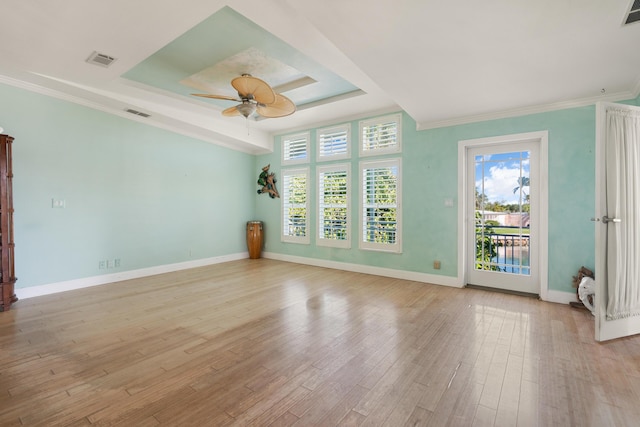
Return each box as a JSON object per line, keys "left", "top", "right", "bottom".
{"left": 444, "top": 198, "right": 454, "bottom": 208}
{"left": 52, "top": 198, "right": 66, "bottom": 208}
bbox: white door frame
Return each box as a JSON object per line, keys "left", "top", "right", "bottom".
{"left": 458, "top": 131, "right": 549, "bottom": 299}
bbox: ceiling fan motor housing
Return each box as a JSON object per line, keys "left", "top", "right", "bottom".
{"left": 236, "top": 102, "right": 256, "bottom": 118}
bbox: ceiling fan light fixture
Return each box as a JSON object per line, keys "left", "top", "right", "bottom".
{"left": 236, "top": 102, "right": 256, "bottom": 118}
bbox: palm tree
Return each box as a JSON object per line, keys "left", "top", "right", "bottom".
{"left": 475, "top": 211, "right": 502, "bottom": 271}
{"left": 513, "top": 176, "right": 530, "bottom": 203}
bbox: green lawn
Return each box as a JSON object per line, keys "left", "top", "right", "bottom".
{"left": 492, "top": 227, "right": 530, "bottom": 235}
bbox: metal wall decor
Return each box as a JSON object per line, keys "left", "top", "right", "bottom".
{"left": 257, "top": 164, "right": 279, "bottom": 198}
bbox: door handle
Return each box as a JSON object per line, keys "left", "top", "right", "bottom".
{"left": 602, "top": 216, "right": 622, "bottom": 224}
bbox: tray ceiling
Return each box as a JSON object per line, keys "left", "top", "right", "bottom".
{"left": 0, "top": 1, "right": 639, "bottom": 153}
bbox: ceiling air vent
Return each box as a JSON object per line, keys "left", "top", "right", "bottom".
{"left": 125, "top": 109, "right": 151, "bottom": 118}
{"left": 86, "top": 51, "right": 117, "bottom": 67}
{"left": 625, "top": 0, "right": 640, "bottom": 25}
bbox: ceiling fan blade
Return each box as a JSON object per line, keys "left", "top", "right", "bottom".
{"left": 221, "top": 106, "right": 241, "bottom": 117}
{"left": 231, "top": 75, "right": 276, "bottom": 105}
{"left": 191, "top": 93, "right": 241, "bottom": 102}
{"left": 256, "top": 94, "right": 296, "bottom": 118}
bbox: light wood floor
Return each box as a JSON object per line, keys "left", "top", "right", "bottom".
{"left": 1, "top": 259, "right": 640, "bottom": 426}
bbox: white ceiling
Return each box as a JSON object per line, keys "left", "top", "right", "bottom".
{"left": 1, "top": 0, "right": 639, "bottom": 154}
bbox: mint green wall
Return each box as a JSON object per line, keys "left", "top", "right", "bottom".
{"left": 257, "top": 107, "right": 599, "bottom": 294}
{"left": 4, "top": 78, "right": 628, "bottom": 295}
{"left": 0, "top": 83, "right": 256, "bottom": 288}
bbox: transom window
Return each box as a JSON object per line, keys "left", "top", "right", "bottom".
{"left": 359, "top": 113, "right": 402, "bottom": 156}
{"left": 282, "top": 132, "right": 310, "bottom": 164}
{"left": 317, "top": 124, "right": 350, "bottom": 160}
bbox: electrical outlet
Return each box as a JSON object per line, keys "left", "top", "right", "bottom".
{"left": 114, "top": 258, "right": 120, "bottom": 268}
{"left": 106, "top": 260, "right": 113, "bottom": 269}
{"left": 99, "top": 260, "right": 106, "bottom": 269}
{"left": 433, "top": 260, "right": 441, "bottom": 270}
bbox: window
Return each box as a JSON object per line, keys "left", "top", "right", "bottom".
{"left": 282, "top": 168, "right": 310, "bottom": 244}
{"left": 360, "top": 159, "right": 402, "bottom": 252}
{"left": 282, "top": 132, "right": 310, "bottom": 164}
{"left": 318, "top": 164, "right": 350, "bottom": 248}
{"left": 359, "top": 113, "right": 402, "bottom": 156}
{"left": 317, "top": 124, "right": 350, "bottom": 160}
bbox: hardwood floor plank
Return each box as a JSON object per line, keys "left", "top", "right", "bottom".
{"left": 356, "top": 359, "right": 424, "bottom": 425}
{"left": 352, "top": 348, "right": 421, "bottom": 417}
{"left": 243, "top": 385, "right": 312, "bottom": 427}
{"left": 227, "top": 365, "right": 318, "bottom": 420}
{"left": 403, "top": 405, "right": 433, "bottom": 427}
{"left": 421, "top": 361, "right": 473, "bottom": 426}
{"left": 289, "top": 380, "right": 352, "bottom": 424}
{"left": 269, "top": 411, "right": 300, "bottom": 427}
{"left": 477, "top": 343, "right": 509, "bottom": 410}
{"left": 517, "top": 378, "right": 539, "bottom": 427}
{"left": 382, "top": 381, "right": 429, "bottom": 426}
{"left": 445, "top": 377, "right": 484, "bottom": 426}
{"left": 337, "top": 410, "right": 367, "bottom": 426}
{"left": 316, "top": 384, "right": 370, "bottom": 426}
{"left": 91, "top": 386, "right": 197, "bottom": 426}
{"left": 473, "top": 404, "right": 496, "bottom": 427}
{"left": 494, "top": 353, "right": 523, "bottom": 426}
{"left": 0, "top": 259, "right": 639, "bottom": 426}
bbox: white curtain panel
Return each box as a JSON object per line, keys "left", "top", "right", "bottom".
{"left": 606, "top": 107, "right": 640, "bottom": 320}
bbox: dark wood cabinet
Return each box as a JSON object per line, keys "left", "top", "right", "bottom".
{"left": 0, "top": 134, "right": 16, "bottom": 311}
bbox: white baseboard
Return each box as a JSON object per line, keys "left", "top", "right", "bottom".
{"left": 544, "top": 289, "right": 579, "bottom": 305}
{"left": 263, "top": 252, "right": 579, "bottom": 304}
{"left": 16, "top": 252, "right": 248, "bottom": 300}
{"left": 17, "top": 251, "right": 578, "bottom": 306}
{"left": 263, "top": 251, "right": 464, "bottom": 288}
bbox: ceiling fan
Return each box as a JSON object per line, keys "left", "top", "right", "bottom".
{"left": 191, "top": 74, "right": 296, "bottom": 119}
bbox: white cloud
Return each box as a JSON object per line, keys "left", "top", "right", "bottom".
{"left": 477, "top": 163, "right": 529, "bottom": 205}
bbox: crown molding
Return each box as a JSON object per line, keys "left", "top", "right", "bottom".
{"left": 416, "top": 89, "right": 639, "bottom": 131}
{"left": 0, "top": 74, "right": 268, "bottom": 154}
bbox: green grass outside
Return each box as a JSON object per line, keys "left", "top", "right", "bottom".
{"left": 492, "top": 227, "right": 530, "bottom": 235}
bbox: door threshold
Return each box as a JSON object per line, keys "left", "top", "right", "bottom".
{"left": 465, "top": 284, "right": 540, "bottom": 299}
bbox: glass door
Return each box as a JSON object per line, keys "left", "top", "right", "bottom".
{"left": 467, "top": 142, "right": 539, "bottom": 294}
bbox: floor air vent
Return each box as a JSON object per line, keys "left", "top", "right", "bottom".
{"left": 125, "top": 109, "right": 151, "bottom": 118}
{"left": 86, "top": 51, "right": 117, "bottom": 67}
{"left": 625, "top": 0, "right": 640, "bottom": 25}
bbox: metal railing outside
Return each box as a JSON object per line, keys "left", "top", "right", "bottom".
{"left": 476, "top": 226, "right": 531, "bottom": 275}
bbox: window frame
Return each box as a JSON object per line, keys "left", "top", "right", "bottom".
{"left": 317, "top": 163, "right": 351, "bottom": 248}
{"left": 281, "top": 167, "right": 311, "bottom": 244}
{"left": 359, "top": 158, "right": 402, "bottom": 253}
{"left": 359, "top": 113, "right": 402, "bottom": 157}
{"left": 282, "top": 132, "right": 310, "bottom": 165}
{"left": 317, "top": 124, "right": 351, "bottom": 161}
